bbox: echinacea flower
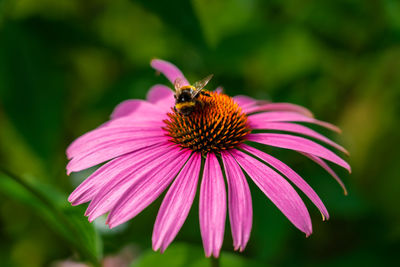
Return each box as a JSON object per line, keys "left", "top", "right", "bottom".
{"left": 67, "top": 59, "right": 350, "bottom": 257}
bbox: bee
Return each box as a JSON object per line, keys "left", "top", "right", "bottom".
{"left": 174, "top": 74, "right": 213, "bottom": 116}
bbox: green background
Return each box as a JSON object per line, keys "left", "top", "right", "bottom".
{"left": 0, "top": 0, "right": 399, "bottom": 266}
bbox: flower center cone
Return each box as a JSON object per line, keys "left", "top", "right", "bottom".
{"left": 164, "top": 91, "right": 251, "bottom": 154}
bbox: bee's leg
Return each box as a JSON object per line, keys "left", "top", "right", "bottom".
{"left": 201, "top": 91, "right": 211, "bottom": 97}
{"left": 173, "top": 106, "right": 178, "bottom": 113}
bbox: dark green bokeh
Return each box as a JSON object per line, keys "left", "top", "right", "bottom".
{"left": 1, "top": 0, "right": 399, "bottom": 266}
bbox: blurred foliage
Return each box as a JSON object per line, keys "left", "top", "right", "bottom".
{"left": 133, "top": 243, "right": 263, "bottom": 267}
{"left": 0, "top": 171, "right": 102, "bottom": 265}
{"left": 0, "top": 0, "right": 399, "bottom": 266}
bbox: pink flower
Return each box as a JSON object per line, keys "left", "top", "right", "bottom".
{"left": 67, "top": 59, "right": 350, "bottom": 257}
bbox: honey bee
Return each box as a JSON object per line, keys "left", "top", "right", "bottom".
{"left": 173, "top": 74, "right": 213, "bottom": 116}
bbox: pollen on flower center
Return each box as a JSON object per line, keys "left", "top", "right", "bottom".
{"left": 163, "top": 91, "right": 251, "bottom": 153}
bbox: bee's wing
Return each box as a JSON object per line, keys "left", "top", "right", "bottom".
{"left": 174, "top": 77, "right": 185, "bottom": 91}
{"left": 192, "top": 74, "right": 214, "bottom": 98}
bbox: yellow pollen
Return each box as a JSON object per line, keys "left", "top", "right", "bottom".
{"left": 163, "top": 91, "right": 251, "bottom": 154}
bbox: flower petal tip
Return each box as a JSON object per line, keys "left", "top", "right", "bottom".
{"left": 151, "top": 239, "right": 168, "bottom": 254}
{"left": 151, "top": 243, "right": 159, "bottom": 252}
{"left": 203, "top": 249, "right": 219, "bottom": 258}
{"left": 305, "top": 229, "right": 312, "bottom": 238}
{"left": 106, "top": 221, "right": 114, "bottom": 229}
{"left": 84, "top": 209, "right": 90, "bottom": 217}
{"left": 234, "top": 244, "right": 246, "bottom": 252}
{"left": 106, "top": 221, "right": 116, "bottom": 229}
{"left": 342, "top": 149, "right": 350, "bottom": 156}
{"left": 303, "top": 226, "right": 313, "bottom": 238}
{"left": 327, "top": 124, "right": 341, "bottom": 133}
{"left": 150, "top": 59, "right": 189, "bottom": 86}
{"left": 212, "top": 253, "right": 220, "bottom": 259}
{"left": 69, "top": 201, "right": 80, "bottom": 207}
{"left": 87, "top": 216, "right": 95, "bottom": 223}
{"left": 203, "top": 249, "right": 222, "bottom": 258}
{"left": 159, "top": 247, "right": 167, "bottom": 254}
{"left": 67, "top": 195, "right": 74, "bottom": 203}
{"left": 321, "top": 213, "right": 330, "bottom": 221}
{"left": 343, "top": 163, "right": 351, "bottom": 173}
{"left": 150, "top": 58, "right": 161, "bottom": 65}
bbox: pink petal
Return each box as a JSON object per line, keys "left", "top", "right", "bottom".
{"left": 98, "top": 117, "right": 165, "bottom": 133}
{"left": 230, "top": 149, "right": 312, "bottom": 236}
{"left": 67, "top": 119, "right": 164, "bottom": 159}
{"left": 68, "top": 143, "right": 170, "bottom": 206}
{"left": 67, "top": 125, "right": 165, "bottom": 160}
{"left": 152, "top": 153, "right": 201, "bottom": 252}
{"left": 110, "top": 99, "right": 166, "bottom": 120}
{"left": 245, "top": 103, "right": 313, "bottom": 117}
{"left": 249, "top": 112, "right": 341, "bottom": 132}
{"left": 106, "top": 149, "right": 192, "bottom": 228}
{"left": 85, "top": 145, "right": 187, "bottom": 222}
{"left": 151, "top": 59, "right": 189, "bottom": 86}
{"left": 241, "top": 144, "right": 329, "bottom": 220}
{"left": 248, "top": 121, "right": 348, "bottom": 154}
{"left": 199, "top": 153, "right": 227, "bottom": 258}
{"left": 220, "top": 151, "right": 252, "bottom": 252}
{"left": 301, "top": 153, "right": 348, "bottom": 195}
{"left": 248, "top": 133, "right": 351, "bottom": 172}
{"left": 66, "top": 136, "right": 167, "bottom": 174}
{"left": 146, "top": 84, "right": 175, "bottom": 112}
{"left": 233, "top": 95, "right": 258, "bottom": 108}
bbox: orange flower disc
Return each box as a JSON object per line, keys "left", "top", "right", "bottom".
{"left": 164, "top": 91, "right": 251, "bottom": 154}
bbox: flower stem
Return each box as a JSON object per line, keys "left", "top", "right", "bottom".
{"left": 211, "top": 257, "right": 220, "bottom": 267}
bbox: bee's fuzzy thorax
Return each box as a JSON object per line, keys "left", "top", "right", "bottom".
{"left": 163, "top": 91, "right": 251, "bottom": 154}
{"left": 179, "top": 85, "right": 195, "bottom": 90}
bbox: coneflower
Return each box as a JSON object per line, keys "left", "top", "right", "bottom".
{"left": 66, "top": 59, "right": 350, "bottom": 257}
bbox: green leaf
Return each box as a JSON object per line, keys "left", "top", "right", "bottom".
{"left": 132, "top": 243, "right": 264, "bottom": 267}
{"left": 0, "top": 170, "right": 102, "bottom": 265}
